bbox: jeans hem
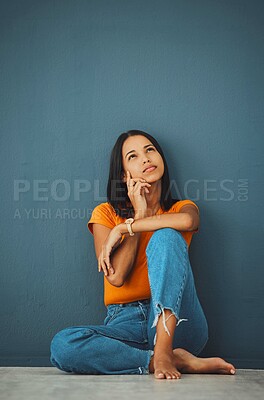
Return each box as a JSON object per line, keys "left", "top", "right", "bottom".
{"left": 151, "top": 303, "right": 188, "bottom": 346}
{"left": 140, "top": 350, "right": 154, "bottom": 375}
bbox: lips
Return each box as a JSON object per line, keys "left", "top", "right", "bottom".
{"left": 143, "top": 165, "right": 156, "bottom": 173}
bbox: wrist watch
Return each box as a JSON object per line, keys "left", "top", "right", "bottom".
{"left": 125, "top": 218, "right": 135, "bottom": 236}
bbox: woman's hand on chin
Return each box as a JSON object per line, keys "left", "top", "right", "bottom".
{"left": 126, "top": 170, "right": 150, "bottom": 218}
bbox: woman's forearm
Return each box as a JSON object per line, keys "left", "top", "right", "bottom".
{"left": 108, "top": 232, "right": 141, "bottom": 287}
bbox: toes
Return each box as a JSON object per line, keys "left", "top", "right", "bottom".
{"left": 225, "top": 362, "right": 236, "bottom": 375}
{"left": 155, "top": 370, "right": 165, "bottom": 379}
{"left": 154, "top": 370, "right": 181, "bottom": 380}
{"left": 165, "top": 371, "right": 181, "bottom": 380}
{"left": 176, "top": 372, "right": 181, "bottom": 379}
{"left": 230, "top": 365, "right": 236, "bottom": 375}
{"left": 216, "top": 358, "right": 236, "bottom": 375}
{"left": 218, "top": 365, "right": 236, "bottom": 375}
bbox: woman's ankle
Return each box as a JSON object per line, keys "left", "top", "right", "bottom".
{"left": 149, "top": 355, "right": 154, "bottom": 373}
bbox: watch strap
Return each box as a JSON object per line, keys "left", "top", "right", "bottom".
{"left": 125, "top": 218, "right": 135, "bottom": 236}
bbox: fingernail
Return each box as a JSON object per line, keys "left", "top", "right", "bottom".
{"left": 231, "top": 369, "right": 236, "bottom": 374}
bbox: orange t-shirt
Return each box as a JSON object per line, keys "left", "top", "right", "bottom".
{"left": 87, "top": 200, "right": 199, "bottom": 306}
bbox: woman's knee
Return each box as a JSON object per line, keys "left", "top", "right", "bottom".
{"left": 50, "top": 328, "right": 71, "bottom": 370}
{"left": 146, "top": 228, "right": 187, "bottom": 255}
{"left": 50, "top": 327, "right": 88, "bottom": 372}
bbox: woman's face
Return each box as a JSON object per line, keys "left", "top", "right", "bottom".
{"left": 122, "top": 135, "right": 164, "bottom": 183}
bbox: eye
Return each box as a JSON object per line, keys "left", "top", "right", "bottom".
{"left": 128, "top": 147, "right": 155, "bottom": 161}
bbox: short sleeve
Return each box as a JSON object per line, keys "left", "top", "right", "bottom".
{"left": 173, "top": 199, "right": 200, "bottom": 214}
{"left": 87, "top": 203, "right": 116, "bottom": 235}
{"left": 170, "top": 199, "right": 200, "bottom": 233}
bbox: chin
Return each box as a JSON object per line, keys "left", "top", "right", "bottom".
{"left": 147, "top": 174, "right": 163, "bottom": 184}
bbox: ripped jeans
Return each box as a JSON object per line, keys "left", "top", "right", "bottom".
{"left": 50, "top": 228, "right": 209, "bottom": 375}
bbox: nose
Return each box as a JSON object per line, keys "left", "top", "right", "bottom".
{"left": 142, "top": 156, "right": 151, "bottom": 164}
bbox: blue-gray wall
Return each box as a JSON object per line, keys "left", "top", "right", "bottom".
{"left": 1, "top": 0, "right": 263, "bottom": 368}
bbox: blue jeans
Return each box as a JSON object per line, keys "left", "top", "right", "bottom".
{"left": 50, "top": 228, "right": 209, "bottom": 375}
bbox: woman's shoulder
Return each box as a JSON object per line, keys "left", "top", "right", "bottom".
{"left": 92, "top": 201, "right": 113, "bottom": 211}
{"left": 91, "top": 202, "right": 117, "bottom": 216}
{"left": 88, "top": 202, "right": 118, "bottom": 234}
{"left": 168, "top": 199, "right": 199, "bottom": 213}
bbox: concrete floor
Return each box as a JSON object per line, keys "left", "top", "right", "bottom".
{"left": 0, "top": 368, "right": 263, "bottom": 400}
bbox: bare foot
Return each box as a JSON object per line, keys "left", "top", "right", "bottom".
{"left": 150, "top": 349, "right": 182, "bottom": 380}
{"left": 172, "top": 348, "right": 236, "bottom": 375}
